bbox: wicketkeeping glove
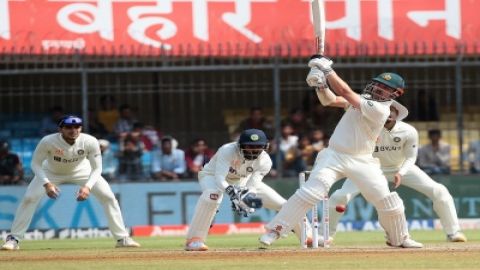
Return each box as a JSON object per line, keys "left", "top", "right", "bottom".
{"left": 308, "top": 55, "right": 334, "bottom": 76}
{"left": 225, "top": 185, "right": 256, "bottom": 217}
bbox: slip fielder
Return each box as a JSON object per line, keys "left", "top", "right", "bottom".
{"left": 1, "top": 116, "right": 140, "bottom": 250}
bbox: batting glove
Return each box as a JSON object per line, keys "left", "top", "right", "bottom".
{"left": 308, "top": 55, "right": 334, "bottom": 76}
{"left": 306, "top": 67, "right": 328, "bottom": 88}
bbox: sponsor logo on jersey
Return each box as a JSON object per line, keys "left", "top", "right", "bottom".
{"left": 54, "top": 149, "right": 64, "bottom": 156}
{"left": 77, "top": 149, "right": 84, "bottom": 155}
{"left": 209, "top": 194, "right": 219, "bottom": 200}
{"left": 53, "top": 156, "right": 61, "bottom": 162}
{"left": 246, "top": 166, "right": 254, "bottom": 172}
{"left": 375, "top": 145, "right": 402, "bottom": 152}
{"left": 61, "top": 157, "right": 79, "bottom": 163}
{"left": 393, "top": 137, "right": 401, "bottom": 142}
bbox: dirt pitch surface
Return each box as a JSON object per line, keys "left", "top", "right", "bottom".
{"left": 1, "top": 232, "right": 480, "bottom": 269}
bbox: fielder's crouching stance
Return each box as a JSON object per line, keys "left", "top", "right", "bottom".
{"left": 1, "top": 116, "right": 140, "bottom": 250}
{"left": 259, "top": 55, "right": 423, "bottom": 248}
{"left": 185, "top": 129, "right": 312, "bottom": 251}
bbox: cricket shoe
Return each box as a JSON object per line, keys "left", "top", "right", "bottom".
{"left": 115, "top": 237, "right": 141, "bottom": 248}
{"left": 259, "top": 230, "right": 280, "bottom": 248}
{"left": 307, "top": 236, "right": 334, "bottom": 247}
{"left": 1, "top": 235, "right": 19, "bottom": 251}
{"left": 447, "top": 232, "right": 467, "bottom": 242}
{"left": 185, "top": 238, "right": 208, "bottom": 251}
{"left": 386, "top": 238, "right": 423, "bottom": 248}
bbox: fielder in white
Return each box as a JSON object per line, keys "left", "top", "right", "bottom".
{"left": 322, "top": 101, "right": 467, "bottom": 243}
{"left": 185, "top": 129, "right": 312, "bottom": 251}
{"left": 1, "top": 116, "right": 140, "bottom": 250}
{"left": 259, "top": 55, "right": 423, "bottom": 248}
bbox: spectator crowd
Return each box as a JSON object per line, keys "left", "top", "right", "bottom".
{"left": 1, "top": 94, "right": 480, "bottom": 185}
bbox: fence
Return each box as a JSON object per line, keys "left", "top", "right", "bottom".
{"left": 1, "top": 43, "right": 480, "bottom": 175}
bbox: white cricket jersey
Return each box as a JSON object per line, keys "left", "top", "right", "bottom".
{"left": 373, "top": 121, "right": 419, "bottom": 175}
{"left": 31, "top": 133, "right": 102, "bottom": 188}
{"left": 329, "top": 96, "right": 392, "bottom": 155}
{"left": 200, "top": 142, "right": 272, "bottom": 191}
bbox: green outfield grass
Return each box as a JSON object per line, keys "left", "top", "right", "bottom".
{"left": 1, "top": 230, "right": 479, "bottom": 270}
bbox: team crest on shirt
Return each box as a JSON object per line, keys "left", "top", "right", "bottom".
{"left": 246, "top": 166, "right": 254, "bottom": 172}
{"left": 393, "top": 137, "right": 401, "bottom": 142}
{"left": 77, "top": 149, "right": 85, "bottom": 155}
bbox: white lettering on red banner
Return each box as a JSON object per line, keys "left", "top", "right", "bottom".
{"left": 0, "top": 0, "right": 11, "bottom": 40}
{"left": 56, "top": 0, "right": 114, "bottom": 41}
{"left": 407, "top": 0, "right": 461, "bottom": 39}
{"left": 0, "top": 0, "right": 476, "bottom": 55}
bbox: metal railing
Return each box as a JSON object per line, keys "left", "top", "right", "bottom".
{"left": 1, "top": 42, "right": 479, "bottom": 175}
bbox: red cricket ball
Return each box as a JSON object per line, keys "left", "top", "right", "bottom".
{"left": 335, "top": 204, "right": 346, "bottom": 213}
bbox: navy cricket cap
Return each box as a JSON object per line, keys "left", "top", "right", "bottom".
{"left": 58, "top": 115, "right": 83, "bottom": 127}
{"left": 238, "top": 129, "right": 268, "bottom": 146}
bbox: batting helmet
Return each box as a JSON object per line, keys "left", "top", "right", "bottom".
{"left": 238, "top": 129, "right": 269, "bottom": 160}
{"left": 363, "top": 72, "right": 405, "bottom": 101}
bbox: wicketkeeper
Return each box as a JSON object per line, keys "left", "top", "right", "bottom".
{"left": 185, "top": 129, "right": 312, "bottom": 251}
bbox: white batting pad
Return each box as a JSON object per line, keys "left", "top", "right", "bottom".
{"left": 375, "top": 192, "right": 409, "bottom": 247}
{"left": 265, "top": 193, "right": 313, "bottom": 237}
{"left": 186, "top": 191, "right": 222, "bottom": 241}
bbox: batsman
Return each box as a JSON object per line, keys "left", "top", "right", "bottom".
{"left": 185, "top": 129, "right": 313, "bottom": 251}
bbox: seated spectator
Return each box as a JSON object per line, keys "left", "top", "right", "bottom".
{"left": 151, "top": 136, "right": 186, "bottom": 181}
{"left": 131, "top": 122, "right": 161, "bottom": 151}
{"left": 0, "top": 140, "right": 24, "bottom": 185}
{"left": 279, "top": 123, "right": 298, "bottom": 155}
{"left": 267, "top": 138, "right": 284, "bottom": 178}
{"left": 284, "top": 135, "right": 316, "bottom": 176}
{"left": 185, "top": 138, "right": 214, "bottom": 178}
{"left": 281, "top": 108, "right": 312, "bottom": 136}
{"left": 234, "top": 107, "right": 273, "bottom": 139}
{"left": 310, "top": 127, "right": 326, "bottom": 153}
{"left": 117, "top": 134, "right": 144, "bottom": 181}
{"left": 40, "top": 106, "right": 64, "bottom": 136}
{"left": 417, "top": 129, "right": 451, "bottom": 175}
{"left": 97, "top": 95, "right": 119, "bottom": 134}
{"left": 88, "top": 109, "right": 108, "bottom": 139}
{"left": 467, "top": 139, "right": 480, "bottom": 173}
{"left": 99, "top": 139, "right": 118, "bottom": 181}
{"left": 114, "top": 104, "right": 138, "bottom": 139}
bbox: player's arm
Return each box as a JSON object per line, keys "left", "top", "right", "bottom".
{"left": 213, "top": 145, "right": 234, "bottom": 192}
{"left": 398, "top": 127, "right": 419, "bottom": 176}
{"left": 307, "top": 56, "right": 361, "bottom": 108}
{"left": 31, "top": 138, "right": 60, "bottom": 198}
{"left": 315, "top": 88, "right": 349, "bottom": 108}
{"left": 31, "top": 138, "right": 50, "bottom": 185}
{"left": 82, "top": 139, "right": 102, "bottom": 199}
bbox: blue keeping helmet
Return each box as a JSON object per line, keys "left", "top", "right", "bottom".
{"left": 238, "top": 129, "right": 269, "bottom": 160}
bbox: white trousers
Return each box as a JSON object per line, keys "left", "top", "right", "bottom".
{"left": 266, "top": 148, "right": 400, "bottom": 235}
{"left": 9, "top": 173, "right": 129, "bottom": 240}
{"left": 329, "top": 165, "right": 460, "bottom": 236}
{"left": 186, "top": 174, "right": 307, "bottom": 242}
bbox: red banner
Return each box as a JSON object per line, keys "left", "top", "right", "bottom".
{"left": 0, "top": 0, "right": 477, "bottom": 56}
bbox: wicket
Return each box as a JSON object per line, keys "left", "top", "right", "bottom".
{"left": 299, "top": 171, "right": 329, "bottom": 248}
